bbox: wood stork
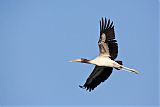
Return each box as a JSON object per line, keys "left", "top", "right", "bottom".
{"left": 70, "top": 17, "right": 139, "bottom": 92}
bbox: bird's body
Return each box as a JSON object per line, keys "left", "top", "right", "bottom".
{"left": 70, "top": 17, "right": 139, "bottom": 92}
{"left": 84, "top": 56, "right": 121, "bottom": 68}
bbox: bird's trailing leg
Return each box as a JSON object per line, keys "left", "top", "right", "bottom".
{"left": 121, "top": 66, "right": 139, "bottom": 74}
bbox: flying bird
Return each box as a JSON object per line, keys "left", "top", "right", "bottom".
{"left": 70, "top": 17, "right": 139, "bottom": 92}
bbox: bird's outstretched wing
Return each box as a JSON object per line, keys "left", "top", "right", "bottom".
{"left": 98, "top": 17, "right": 118, "bottom": 59}
{"left": 79, "top": 66, "right": 113, "bottom": 92}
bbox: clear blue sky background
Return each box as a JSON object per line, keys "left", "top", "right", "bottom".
{"left": 0, "top": 0, "right": 159, "bottom": 106}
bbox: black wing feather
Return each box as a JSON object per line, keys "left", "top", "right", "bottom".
{"left": 99, "top": 17, "right": 118, "bottom": 59}
{"left": 80, "top": 66, "right": 113, "bottom": 92}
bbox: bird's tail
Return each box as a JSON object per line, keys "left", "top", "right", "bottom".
{"left": 116, "top": 60, "right": 123, "bottom": 65}
{"left": 121, "top": 66, "right": 139, "bottom": 74}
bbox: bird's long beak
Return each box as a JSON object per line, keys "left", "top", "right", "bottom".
{"left": 69, "top": 59, "right": 82, "bottom": 62}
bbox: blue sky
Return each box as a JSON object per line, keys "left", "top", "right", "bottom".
{"left": 0, "top": 0, "right": 159, "bottom": 106}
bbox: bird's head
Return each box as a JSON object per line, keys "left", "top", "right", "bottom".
{"left": 69, "top": 58, "right": 90, "bottom": 63}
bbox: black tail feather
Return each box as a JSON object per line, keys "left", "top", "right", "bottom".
{"left": 115, "top": 60, "right": 123, "bottom": 70}
{"left": 116, "top": 60, "right": 123, "bottom": 65}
